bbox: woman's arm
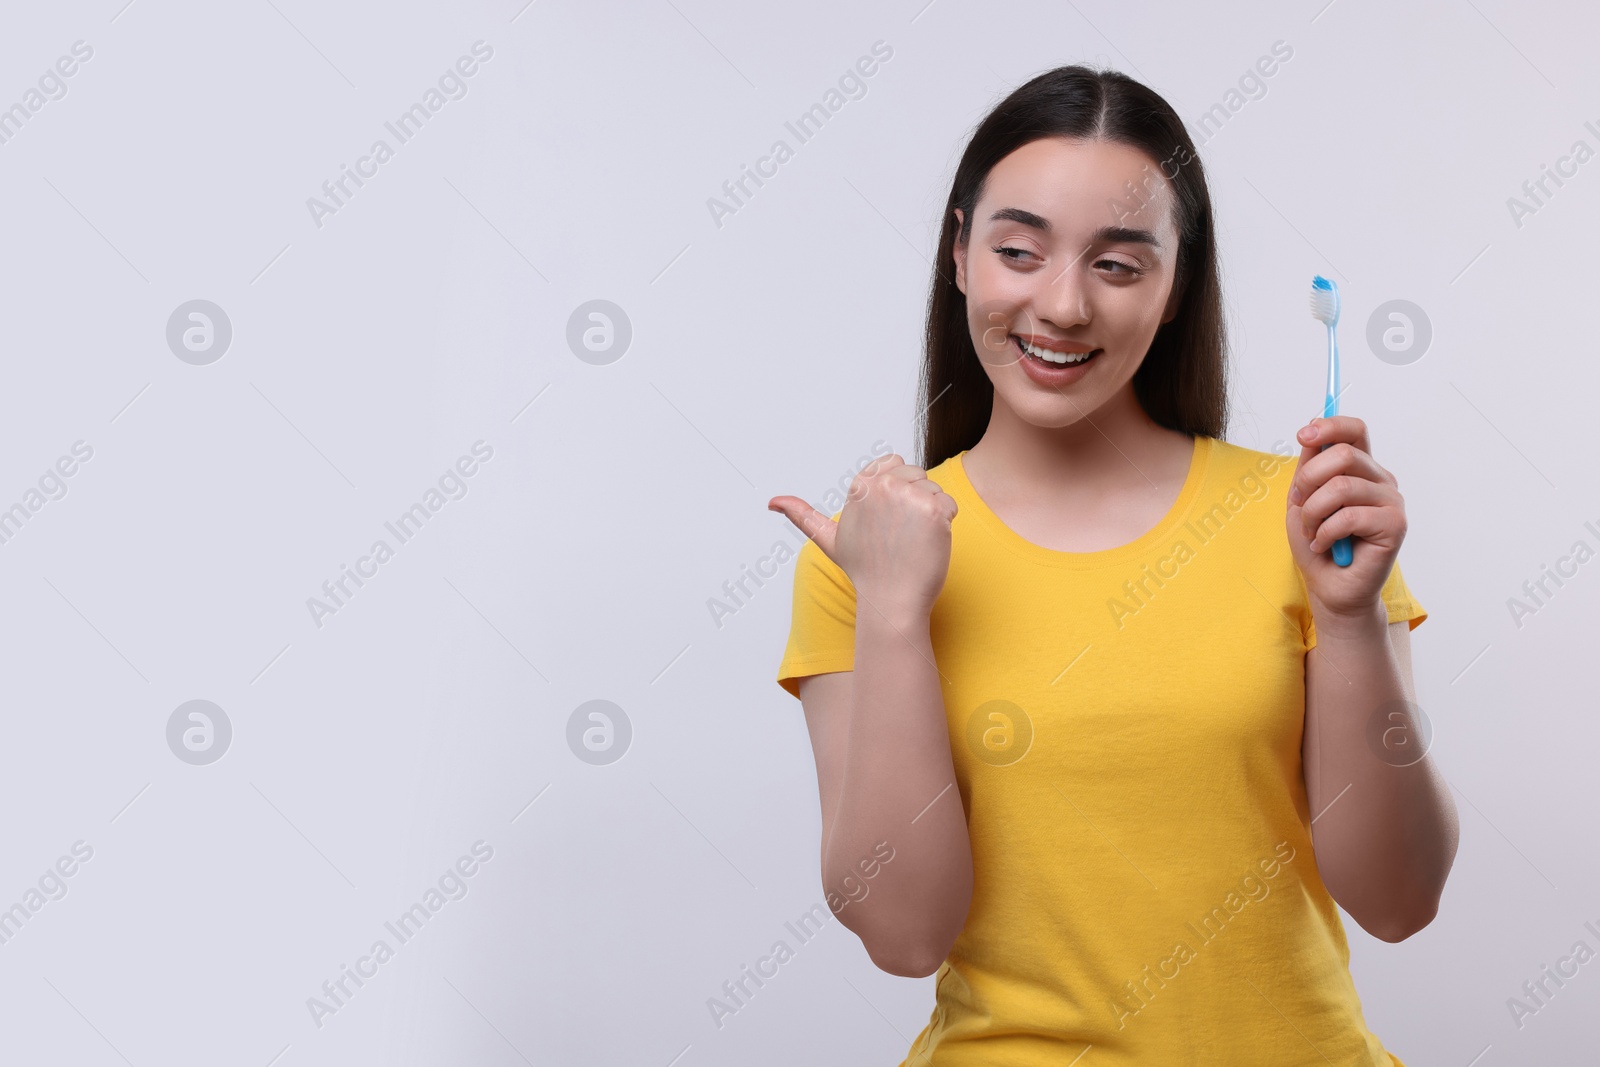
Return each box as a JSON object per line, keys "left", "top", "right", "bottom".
{"left": 799, "top": 600, "right": 973, "bottom": 977}
{"left": 1287, "top": 414, "right": 1459, "bottom": 942}
{"left": 1302, "top": 612, "right": 1460, "bottom": 942}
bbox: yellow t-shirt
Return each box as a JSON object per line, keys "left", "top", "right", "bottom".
{"left": 776, "top": 435, "right": 1426, "bottom": 1066}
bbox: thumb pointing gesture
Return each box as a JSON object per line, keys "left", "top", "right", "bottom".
{"left": 767, "top": 496, "right": 838, "bottom": 560}
{"left": 768, "top": 454, "right": 955, "bottom": 621}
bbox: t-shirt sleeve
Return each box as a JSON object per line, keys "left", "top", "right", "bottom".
{"left": 1303, "top": 559, "right": 1427, "bottom": 650}
{"left": 776, "top": 516, "right": 857, "bottom": 700}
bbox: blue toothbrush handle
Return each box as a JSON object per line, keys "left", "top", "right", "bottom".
{"left": 1331, "top": 526, "right": 1354, "bottom": 566}
{"left": 1320, "top": 383, "right": 1353, "bottom": 567}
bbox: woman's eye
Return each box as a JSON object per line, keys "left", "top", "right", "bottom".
{"left": 992, "top": 245, "right": 1142, "bottom": 275}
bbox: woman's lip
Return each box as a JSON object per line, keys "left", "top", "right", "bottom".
{"left": 1013, "top": 335, "right": 1100, "bottom": 386}
{"left": 1012, "top": 335, "right": 1101, "bottom": 363}
{"left": 1012, "top": 334, "right": 1096, "bottom": 354}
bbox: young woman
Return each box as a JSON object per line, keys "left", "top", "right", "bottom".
{"left": 767, "top": 65, "right": 1459, "bottom": 1065}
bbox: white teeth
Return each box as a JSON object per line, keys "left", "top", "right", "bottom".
{"left": 1020, "top": 337, "right": 1094, "bottom": 364}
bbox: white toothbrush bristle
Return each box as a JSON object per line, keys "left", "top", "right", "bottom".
{"left": 1308, "top": 277, "right": 1339, "bottom": 325}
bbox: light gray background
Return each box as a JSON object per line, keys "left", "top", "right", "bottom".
{"left": 1, "top": 0, "right": 1595, "bottom": 1063}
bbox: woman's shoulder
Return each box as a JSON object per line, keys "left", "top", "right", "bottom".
{"left": 1204, "top": 435, "right": 1299, "bottom": 489}
{"left": 925, "top": 450, "right": 965, "bottom": 489}
{"left": 1184, "top": 436, "right": 1301, "bottom": 549}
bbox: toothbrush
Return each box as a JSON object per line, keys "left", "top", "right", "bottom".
{"left": 1308, "top": 275, "right": 1353, "bottom": 567}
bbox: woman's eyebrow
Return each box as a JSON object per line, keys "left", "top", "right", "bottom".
{"left": 988, "top": 207, "right": 1163, "bottom": 249}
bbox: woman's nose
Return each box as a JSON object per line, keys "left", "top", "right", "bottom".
{"left": 1041, "top": 261, "right": 1090, "bottom": 327}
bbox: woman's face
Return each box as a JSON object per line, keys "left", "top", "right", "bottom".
{"left": 953, "top": 136, "right": 1184, "bottom": 429}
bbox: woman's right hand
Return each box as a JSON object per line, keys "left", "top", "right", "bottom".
{"left": 768, "top": 454, "right": 958, "bottom": 621}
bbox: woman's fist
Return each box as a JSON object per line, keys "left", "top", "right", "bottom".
{"left": 768, "top": 453, "right": 958, "bottom": 622}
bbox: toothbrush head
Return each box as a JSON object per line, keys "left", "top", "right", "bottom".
{"left": 1309, "top": 275, "right": 1340, "bottom": 327}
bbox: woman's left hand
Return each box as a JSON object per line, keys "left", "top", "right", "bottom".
{"left": 1285, "top": 415, "right": 1407, "bottom": 624}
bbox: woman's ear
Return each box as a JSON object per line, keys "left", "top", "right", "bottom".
{"left": 952, "top": 208, "right": 967, "bottom": 295}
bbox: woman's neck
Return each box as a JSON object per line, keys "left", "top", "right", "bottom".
{"left": 962, "top": 386, "right": 1193, "bottom": 506}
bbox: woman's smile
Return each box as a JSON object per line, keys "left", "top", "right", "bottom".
{"left": 1012, "top": 333, "right": 1099, "bottom": 364}
{"left": 1011, "top": 333, "right": 1102, "bottom": 386}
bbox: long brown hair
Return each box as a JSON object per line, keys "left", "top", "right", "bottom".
{"left": 918, "top": 65, "right": 1229, "bottom": 469}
